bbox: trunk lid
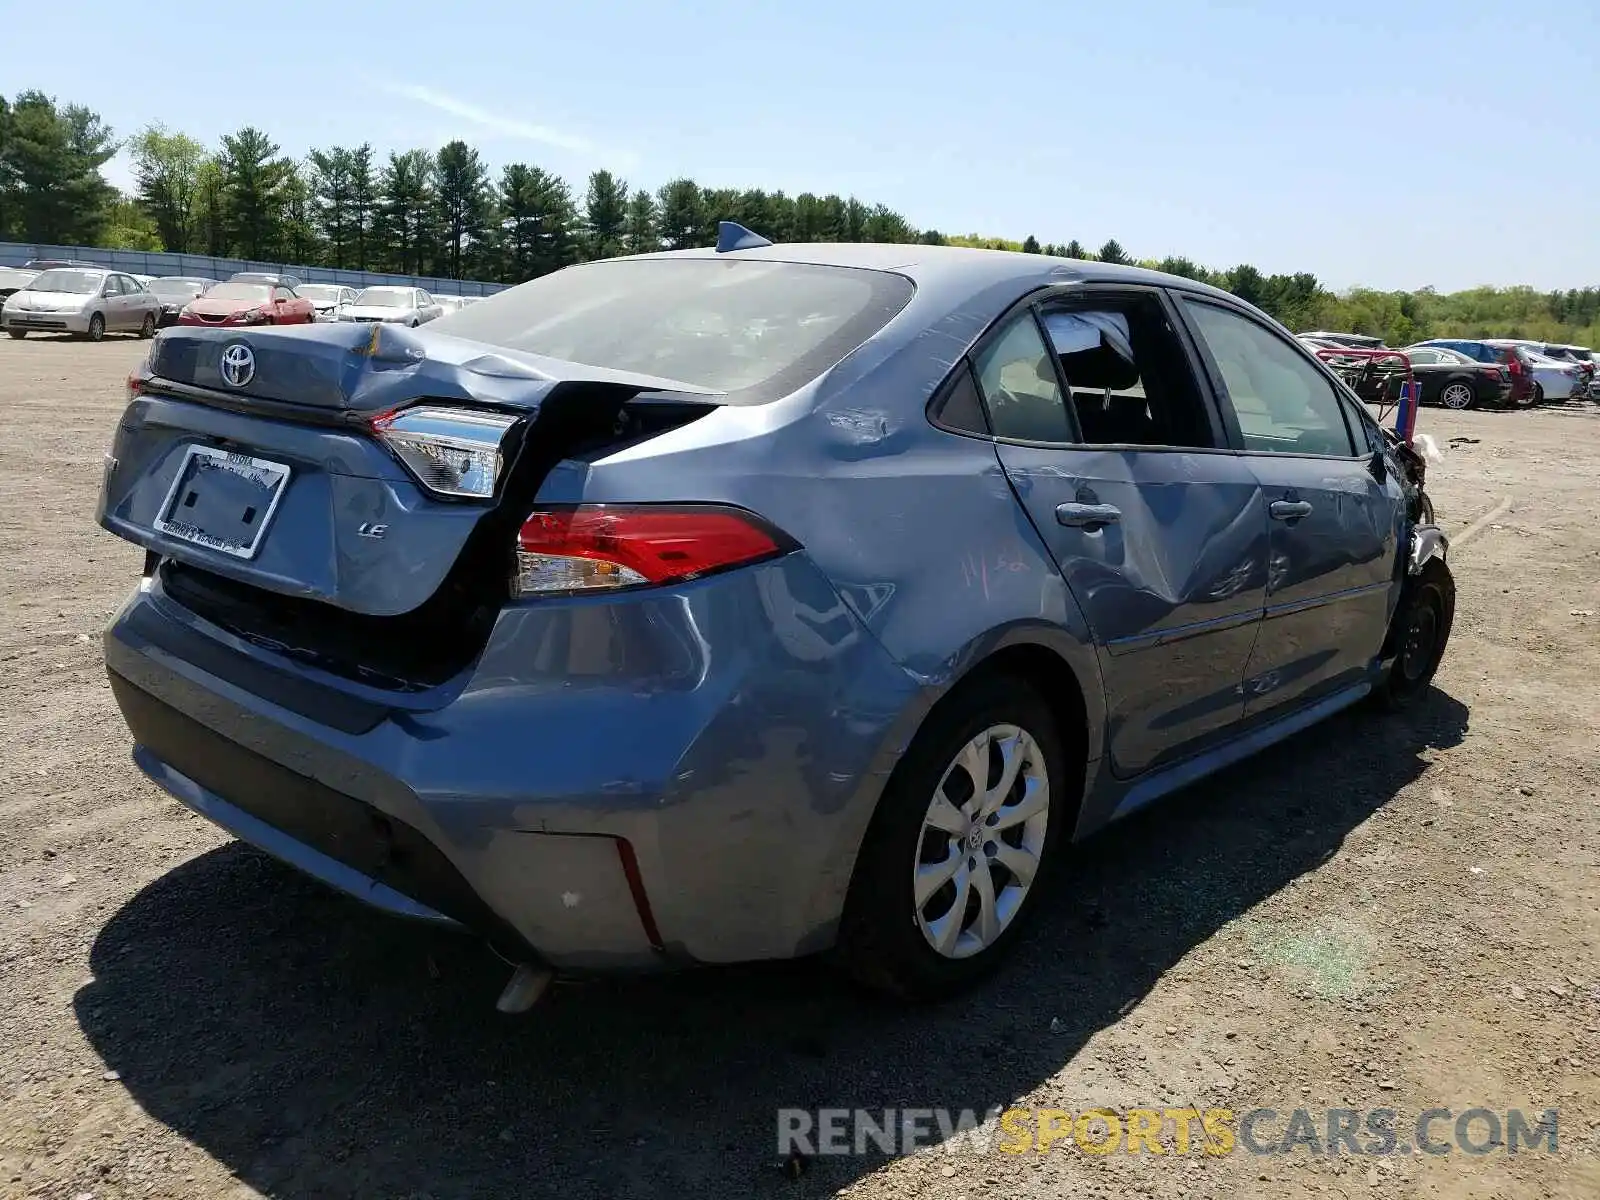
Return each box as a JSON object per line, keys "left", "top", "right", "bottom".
{"left": 100, "top": 323, "right": 719, "bottom": 630}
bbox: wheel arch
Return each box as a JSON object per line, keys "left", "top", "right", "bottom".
{"left": 801, "top": 629, "right": 1104, "bottom": 953}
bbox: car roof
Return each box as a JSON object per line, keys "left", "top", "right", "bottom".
{"left": 632, "top": 242, "right": 1245, "bottom": 305}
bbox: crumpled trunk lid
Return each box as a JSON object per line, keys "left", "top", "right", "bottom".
{"left": 98, "top": 323, "right": 718, "bottom": 627}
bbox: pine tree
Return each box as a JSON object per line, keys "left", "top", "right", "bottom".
{"left": 583, "top": 169, "right": 629, "bottom": 260}
{"left": 656, "top": 178, "right": 703, "bottom": 250}
{"left": 433, "top": 140, "right": 491, "bottom": 279}
{"left": 623, "top": 187, "right": 658, "bottom": 255}
{"left": 218, "top": 127, "right": 292, "bottom": 260}
{"left": 377, "top": 149, "right": 437, "bottom": 275}
{"left": 1097, "top": 238, "right": 1130, "bottom": 265}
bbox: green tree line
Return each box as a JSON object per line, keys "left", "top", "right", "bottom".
{"left": 3, "top": 90, "right": 1597, "bottom": 348}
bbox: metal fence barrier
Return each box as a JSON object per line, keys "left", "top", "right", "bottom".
{"left": 0, "top": 242, "right": 508, "bottom": 297}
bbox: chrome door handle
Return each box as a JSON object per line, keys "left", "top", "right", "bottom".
{"left": 1056, "top": 502, "right": 1121, "bottom": 529}
{"left": 1269, "top": 500, "right": 1314, "bottom": 520}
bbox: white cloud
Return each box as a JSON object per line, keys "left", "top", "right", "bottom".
{"left": 380, "top": 83, "right": 629, "bottom": 164}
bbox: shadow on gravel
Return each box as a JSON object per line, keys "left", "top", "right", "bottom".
{"left": 77, "top": 690, "right": 1468, "bottom": 1199}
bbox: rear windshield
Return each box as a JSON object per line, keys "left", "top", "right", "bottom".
{"left": 430, "top": 258, "right": 916, "bottom": 403}
{"left": 297, "top": 285, "right": 344, "bottom": 303}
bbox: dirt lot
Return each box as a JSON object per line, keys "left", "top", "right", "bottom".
{"left": 0, "top": 333, "right": 1596, "bottom": 1200}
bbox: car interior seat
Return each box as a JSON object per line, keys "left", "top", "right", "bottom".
{"left": 1063, "top": 343, "right": 1154, "bottom": 445}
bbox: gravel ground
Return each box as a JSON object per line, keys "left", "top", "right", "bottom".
{"left": 1, "top": 334, "right": 1597, "bottom": 1200}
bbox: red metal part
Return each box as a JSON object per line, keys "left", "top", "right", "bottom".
{"left": 1314, "top": 347, "right": 1418, "bottom": 446}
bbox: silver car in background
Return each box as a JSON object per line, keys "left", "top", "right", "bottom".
{"left": 296, "top": 284, "right": 360, "bottom": 322}
{"left": 2, "top": 268, "right": 162, "bottom": 341}
{"left": 1487, "top": 339, "right": 1585, "bottom": 402}
{"left": 338, "top": 285, "right": 444, "bottom": 326}
{"left": 144, "top": 277, "right": 216, "bottom": 327}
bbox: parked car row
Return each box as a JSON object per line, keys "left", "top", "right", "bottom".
{"left": 1297, "top": 332, "right": 1598, "bottom": 409}
{"left": 1, "top": 266, "right": 479, "bottom": 340}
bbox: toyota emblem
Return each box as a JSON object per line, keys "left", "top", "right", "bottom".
{"left": 219, "top": 342, "right": 256, "bottom": 388}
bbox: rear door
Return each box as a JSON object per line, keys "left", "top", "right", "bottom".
{"left": 981, "top": 289, "right": 1269, "bottom": 778}
{"left": 1177, "top": 296, "right": 1402, "bottom": 718}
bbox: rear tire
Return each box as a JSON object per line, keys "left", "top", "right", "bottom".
{"left": 1439, "top": 381, "right": 1474, "bottom": 410}
{"left": 138, "top": 312, "right": 156, "bottom": 338}
{"left": 1374, "top": 559, "right": 1454, "bottom": 710}
{"left": 835, "top": 674, "right": 1073, "bottom": 1001}
{"left": 85, "top": 313, "right": 105, "bottom": 343}
{"left": 1531, "top": 383, "right": 1544, "bottom": 405}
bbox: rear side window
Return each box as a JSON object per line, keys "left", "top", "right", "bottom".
{"left": 433, "top": 258, "right": 915, "bottom": 405}
{"left": 973, "top": 313, "right": 1072, "bottom": 442}
{"left": 1183, "top": 300, "right": 1355, "bottom": 457}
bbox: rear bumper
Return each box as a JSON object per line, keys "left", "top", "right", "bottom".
{"left": 104, "top": 558, "right": 921, "bottom": 971}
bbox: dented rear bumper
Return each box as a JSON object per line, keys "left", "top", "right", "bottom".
{"left": 103, "top": 551, "right": 920, "bottom": 972}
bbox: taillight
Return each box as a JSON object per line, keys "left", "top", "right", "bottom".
{"left": 515, "top": 504, "right": 791, "bottom": 596}
{"left": 1506, "top": 355, "right": 1524, "bottom": 375}
{"left": 371, "top": 406, "right": 518, "bottom": 498}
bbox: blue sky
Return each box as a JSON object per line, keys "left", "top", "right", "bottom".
{"left": 8, "top": 0, "right": 1595, "bottom": 291}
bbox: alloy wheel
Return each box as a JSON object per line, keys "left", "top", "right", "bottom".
{"left": 913, "top": 724, "right": 1050, "bottom": 959}
{"left": 1440, "top": 383, "right": 1473, "bottom": 410}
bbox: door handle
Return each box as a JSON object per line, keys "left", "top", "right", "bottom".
{"left": 1269, "top": 500, "right": 1314, "bottom": 520}
{"left": 1056, "top": 502, "right": 1121, "bottom": 529}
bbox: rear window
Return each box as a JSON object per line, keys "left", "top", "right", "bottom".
{"left": 430, "top": 258, "right": 916, "bottom": 404}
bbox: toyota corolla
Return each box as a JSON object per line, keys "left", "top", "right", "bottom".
{"left": 96, "top": 230, "right": 1454, "bottom": 1006}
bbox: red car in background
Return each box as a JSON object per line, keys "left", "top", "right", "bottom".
{"left": 176, "top": 280, "right": 315, "bottom": 327}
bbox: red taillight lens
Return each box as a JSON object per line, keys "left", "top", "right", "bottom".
{"left": 514, "top": 504, "right": 790, "bottom": 596}
{"left": 1505, "top": 355, "right": 1524, "bottom": 375}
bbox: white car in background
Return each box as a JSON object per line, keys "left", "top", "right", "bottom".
{"left": 338, "top": 286, "right": 444, "bottom": 327}
{"left": 297, "top": 283, "right": 360, "bottom": 322}
{"left": 2, "top": 268, "right": 162, "bottom": 341}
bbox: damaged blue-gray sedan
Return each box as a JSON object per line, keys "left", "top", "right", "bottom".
{"left": 96, "top": 227, "right": 1453, "bottom": 1006}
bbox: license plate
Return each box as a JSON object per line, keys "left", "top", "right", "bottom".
{"left": 153, "top": 445, "right": 291, "bottom": 560}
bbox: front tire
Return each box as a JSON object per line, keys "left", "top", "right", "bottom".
{"left": 1376, "top": 560, "right": 1454, "bottom": 710}
{"left": 6, "top": 329, "right": 25, "bottom": 340}
{"left": 835, "top": 674, "right": 1072, "bottom": 1001}
{"left": 85, "top": 313, "right": 105, "bottom": 343}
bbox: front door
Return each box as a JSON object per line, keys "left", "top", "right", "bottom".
{"left": 1178, "top": 297, "right": 1402, "bottom": 717}
{"left": 102, "top": 276, "right": 128, "bottom": 329}
{"left": 977, "top": 292, "right": 1269, "bottom": 778}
